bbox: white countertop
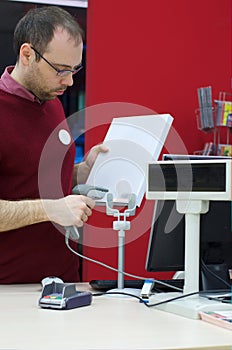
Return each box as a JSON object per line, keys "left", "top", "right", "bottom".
{"left": 0, "top": 283, "right": 231, "bottom": 350}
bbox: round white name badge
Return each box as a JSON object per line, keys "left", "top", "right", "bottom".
{"left": 58, "top": 129, "right": 71, "bottom": 145}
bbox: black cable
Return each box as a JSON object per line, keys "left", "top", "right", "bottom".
{"left": 92, "top": 290, "right": 201, "bottom": 308}
{"left": 200, "top": 288, "right": 232, "bottom": 304}
{"left": 92, "top": 288, "right": 232, "bottom": 308}
{"left": 201, "top": 258, "right": 231, "bottom": 289}
{"left": 145, "top": 291, "right": 200, "bottom": 308}
{"left": 92, "top": 291, "right": 148, "bottom": 305}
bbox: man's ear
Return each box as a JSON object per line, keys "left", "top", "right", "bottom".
{"left": 19, "top": 43, "right": 33, "bottom": 67}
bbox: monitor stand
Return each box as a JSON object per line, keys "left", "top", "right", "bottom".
{"left": 148, "top": 200, "right": 232, "bottom": 319}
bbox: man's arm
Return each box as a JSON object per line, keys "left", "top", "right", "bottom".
{"left": 0, "top": 195, "right": 95, "bottom": 232}
{"left": 0, "top": 199, "right": 47, "bottom": 231}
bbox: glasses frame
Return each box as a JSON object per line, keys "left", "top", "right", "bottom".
{"left": 30, "top": 46, "right": 83, "bottom": 77}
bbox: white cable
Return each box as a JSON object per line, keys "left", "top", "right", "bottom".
{"left": 65, "top": 234, "right": 183, "bottom": 292}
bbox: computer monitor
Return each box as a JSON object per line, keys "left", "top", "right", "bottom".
{"left": 146, "top": 155, "right": 232, "bottom": 291}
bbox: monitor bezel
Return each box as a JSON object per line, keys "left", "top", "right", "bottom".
{"left": 146, "top": 159, "right": 232, "bottom": 201}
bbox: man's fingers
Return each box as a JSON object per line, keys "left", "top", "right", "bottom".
{"left": 82, "top": 196, "right": 95, "bottom": 209}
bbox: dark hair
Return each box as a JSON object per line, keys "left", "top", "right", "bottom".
{"left": 13, "top": 6, "right": 84, "bottom": 60}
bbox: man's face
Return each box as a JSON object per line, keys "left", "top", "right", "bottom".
{"left": 23, "top": 28, "right": 83, "bottom": 101}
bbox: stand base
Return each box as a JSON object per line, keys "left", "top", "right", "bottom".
{"left": 105, "top": 288, "right": 142, "bottom": 298}
{"left": 148, "top": 292, "right": 232, "bottom": 319}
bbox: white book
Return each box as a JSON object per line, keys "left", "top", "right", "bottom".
{"left": 86, "top": 114, "right": 173, "bottom": 206}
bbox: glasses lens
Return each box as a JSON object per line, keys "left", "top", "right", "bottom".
{"left": 57, "top": 70, "right": 72, "bottom": 77}
{"left": 57, "top": 66, "right": 83, "bottom": 77}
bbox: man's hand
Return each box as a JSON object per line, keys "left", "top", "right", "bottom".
{"left": 73, "top": 143, "right": 108, "bottom": 185}
{"left": 85, "top": 143, "right": 108, "bottom": 169}
{"left": 44, "top": 195, "right": 95, "bottom": 227}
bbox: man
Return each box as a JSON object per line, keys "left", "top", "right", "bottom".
{"left": 0, "top": 6, "right": 106, "bottom": 283}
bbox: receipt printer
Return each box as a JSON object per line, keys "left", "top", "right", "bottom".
{"left": 39, "top": 282, "right": 92, "bottom": 310}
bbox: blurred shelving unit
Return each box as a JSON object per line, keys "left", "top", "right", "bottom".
{"left": 195, "top": 87, "right": 232, "bottom": 156}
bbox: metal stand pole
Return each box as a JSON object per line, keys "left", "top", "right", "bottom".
{"left": 106, "top": 193, "right": 137, "bottom": 290}
{"left": 118, "top": 229, "right": 125, "bottom": 289}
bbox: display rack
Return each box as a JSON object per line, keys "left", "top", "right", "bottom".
{"left": 195, "top": 89, "right": 232, "bottom": 156}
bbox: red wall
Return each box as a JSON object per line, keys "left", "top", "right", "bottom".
{"left": 82, "top": 0, "right": 232, "bottom": 281}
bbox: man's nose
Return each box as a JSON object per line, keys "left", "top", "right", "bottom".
{"left": 60, "top": 73, "right": 74, "bottom": 87}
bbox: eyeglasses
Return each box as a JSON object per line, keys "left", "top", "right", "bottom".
{"left": 30, "top": 46, "right": 83, "bottom": 77}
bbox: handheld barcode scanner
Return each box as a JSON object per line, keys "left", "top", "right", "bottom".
{"left": 65, "top": 184, "right": 108, "bottom": 241}
{"left": 72, "top": 184, "right": 109, "bottom": 198}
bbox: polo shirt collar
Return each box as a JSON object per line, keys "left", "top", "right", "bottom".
{"left": 1, "top": 66, "right": 41, "bottom": 103}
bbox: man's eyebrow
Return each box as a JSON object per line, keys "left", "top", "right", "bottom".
{"left": 51, "top": 62, "right": 82, "bottom": 69}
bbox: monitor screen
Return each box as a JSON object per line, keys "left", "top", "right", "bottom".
{"left": 146, "top": 200, "right": 232, "bottom": 272}
{"left": 146, "top": 154, "right": 232, "bottom": 290}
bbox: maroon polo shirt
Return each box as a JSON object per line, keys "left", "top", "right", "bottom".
{"left": 0, "top": 67, "right": 80, "bottom": 283}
